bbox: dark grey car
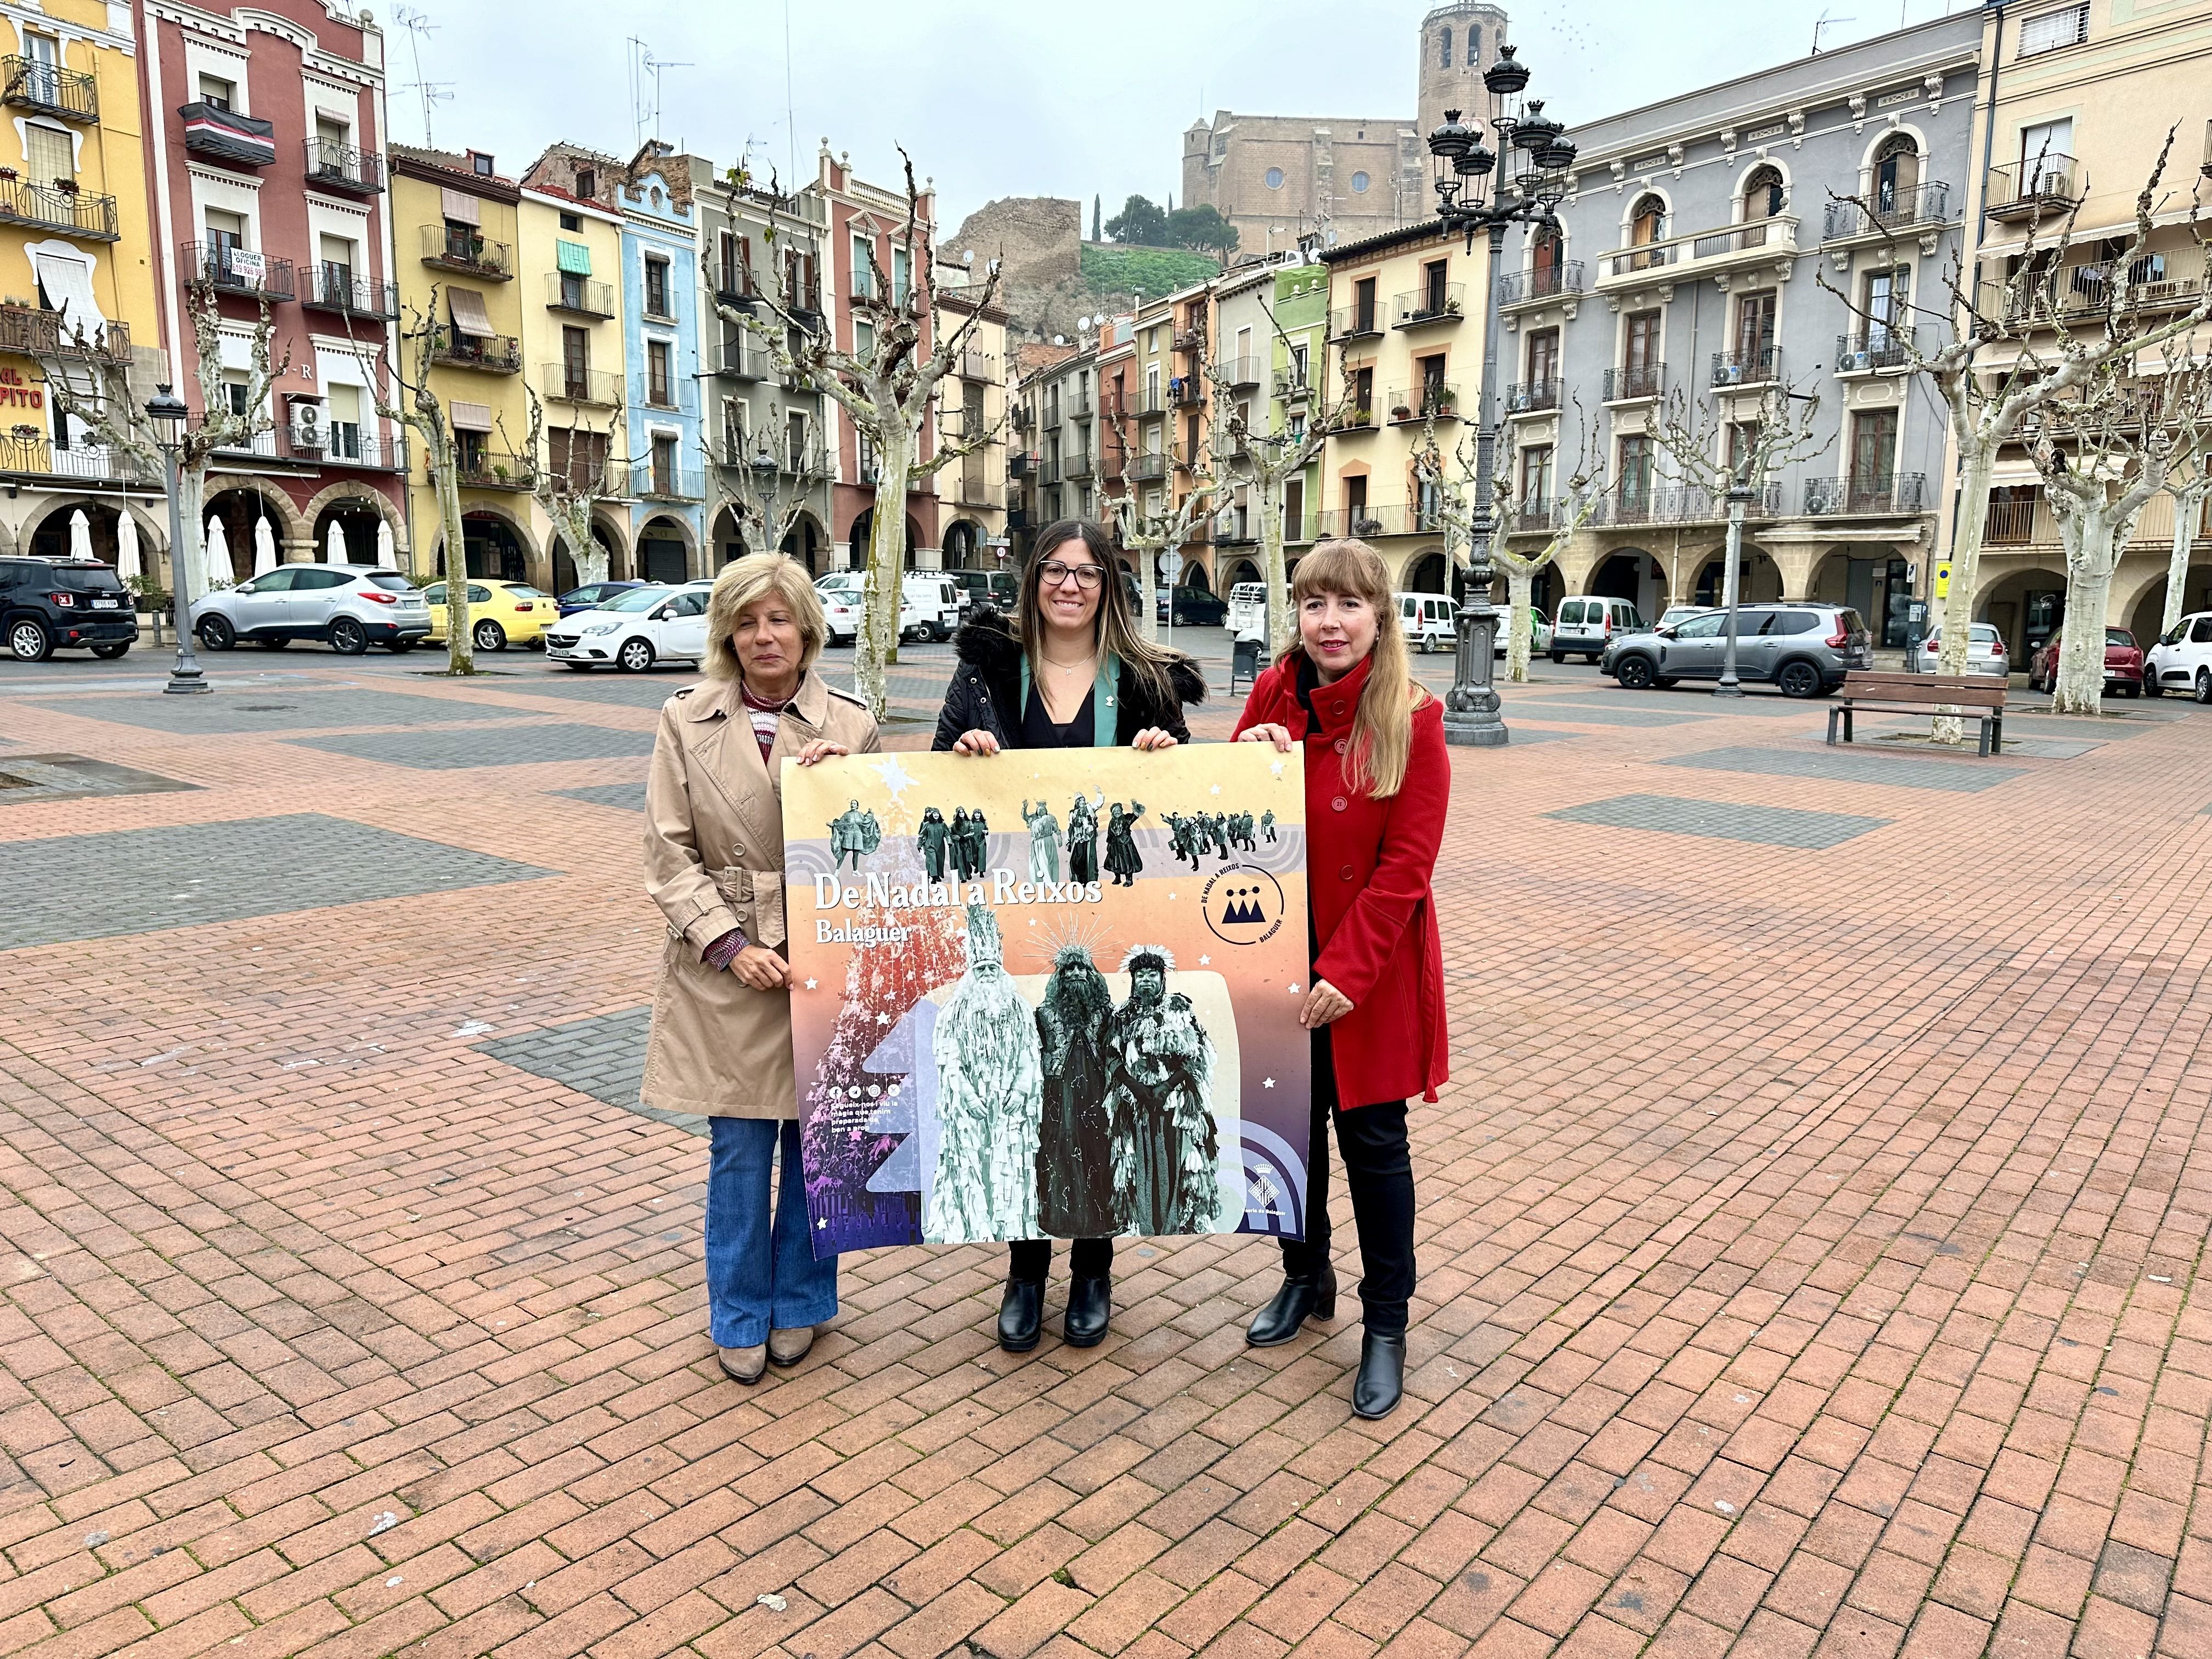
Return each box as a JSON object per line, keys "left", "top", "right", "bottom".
{"left": 1601, "top": 603, "right": 1873, "bottom": 697}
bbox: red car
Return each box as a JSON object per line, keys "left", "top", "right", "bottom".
{"left": 2028, "top": 628, "right": 2144, "bottom": 695}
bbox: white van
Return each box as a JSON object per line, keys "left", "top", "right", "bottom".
{"left": 1551, "top": 596, "right": 1645, "bottom": 663}
{"left": 1396, "top": 591, "right": 1457, "bottom": 653}
{"left": 812, "top": 572, "right": 957, "bottom": 645}
{"left": 1227, "top": 582, "right": 1268, "bottom": 636}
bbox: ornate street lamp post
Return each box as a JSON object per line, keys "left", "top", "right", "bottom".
{"left": 1427, "top": 47, "right": 1576, "bottom": 747}
{"left": 145, "top": 383, "right": 209, "bottom": 697}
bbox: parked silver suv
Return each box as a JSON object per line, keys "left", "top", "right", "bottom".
{"left": 1601, "top": 603, "right": 1872, "bottom": 698}
{"left": 192, "top": 565, "right": 432, "bottom": 654}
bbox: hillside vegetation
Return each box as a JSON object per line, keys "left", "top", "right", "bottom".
{"left": 1079, "top": 242, "right": 1221, "bottom": 302}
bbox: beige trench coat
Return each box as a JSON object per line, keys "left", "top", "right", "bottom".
{"left": 641, "top": 670, "right": 882, "bottom": 1118}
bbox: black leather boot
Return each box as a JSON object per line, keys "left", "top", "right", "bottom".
{"left": 1352, "top": 1330, "right": 1406, "bottom": 1419}
{"left": 1246, "top": 1266, "right": 1338, "bottom": 1347}
{"left": 998, "top": 1278, "right": 1043, "bottom": 1352}
{"left": 1064, "top": 1276, "right": 1111, "bottom": 1347}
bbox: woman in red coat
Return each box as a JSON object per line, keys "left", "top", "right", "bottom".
{"left": 1234, "top": 538, "right": 1449, "bottom": 1418}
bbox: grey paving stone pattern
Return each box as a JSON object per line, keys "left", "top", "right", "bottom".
{"left": 1519, "top": 692, "right": 1804, "bottom": 720}
{"left": 0, "top": 812, "right": 554, "bottom": 951}
{"left": 474, "top": 1008, "right": 702, "bottom": 1137}
{"left": 1546, "top": 793, "right": 1893, "bottom": 849}
{"left": 286, "top": 721, "right": 657, "bottom": 770}
{"left": 27, "top": 688, "right": 538, "bottom": 735}
{"left": 0, "top": 754, "right": 202, "bottom": 806}
{"left": 1497, "top": 701, "right": 1712, "bottom": 729}
{"left": 1661, "top": 744, "right": 2028, "bottom": 793}
{"left": 554, "top": 782, "right": 649, "bottom": 811}
{"left": 500, "top": 675, "right": 704, "bottom": 709}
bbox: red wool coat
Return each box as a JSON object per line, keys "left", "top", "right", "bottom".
{"left": 1235, "top": 653, "right": 1451, "bottom": 1109}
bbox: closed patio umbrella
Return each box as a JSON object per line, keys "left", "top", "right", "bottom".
{"left": 204, "top": 516, "right": 231, "bottom": 589}
{"left": 116, "top": 510, "right": 140, "bottom": 583}
{"left": 376, "top": 519, "right": 396, "bottom": 569}
{"left": 252, "top": 515, "right": 276, "bottom": 576}
{"left": 68, "top": 509, "right": 92, "bottom": 563}
{"left": 325, "top": 521, "right": 347, "bottom": 564}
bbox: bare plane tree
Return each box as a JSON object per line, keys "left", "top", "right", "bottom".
{"left": 707, "top": 155, "right": 1005, "bottom": 716}
{"left": 1822, "top": 128, "right": 2211, "bottom": 738}
{"left": 523, "top": 386, "right": 626, "bottom": 591}
{"left": 1099, "top": 379, "right": 1213, "bottom": 644}
{"left": 2157, "top": 371, "right": 2212, "bottom": 639}
{"left": 1415, "top": 409, "right": 1605, "bottom": 682}
{"left": 39, "top": 281, "right": 286, "bottom": 605}
{"left": 707, "top": 400, "right": 830, "bottom": 563}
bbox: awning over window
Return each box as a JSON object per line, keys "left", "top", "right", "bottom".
{"left": 29, "top": 251, "right": 104, "bottom": 335}
{"left": 556, "top": 239, "right": 591, "bottom": 275}
{"left": 450, "top": 400, "right": 493, "bottom": 432}
{"left": 439, "top": 187, "right": 482, "bottom": 226}
{"left": 448, "top": 286, "right": 495, "bottom": 338}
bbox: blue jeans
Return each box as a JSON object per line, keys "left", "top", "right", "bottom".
{"left": 705, "top": 1117, "right": 837, "bottom": 1347}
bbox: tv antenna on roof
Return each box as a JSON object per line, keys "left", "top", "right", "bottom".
{"left": 1810, "top": 10, "right": 1857, "bottom": 53}
{"left": 627, "top": 38, "right": 693, "bottom": 151}
{"left": 391, "top": 7, "right": 450, "bottom": 148}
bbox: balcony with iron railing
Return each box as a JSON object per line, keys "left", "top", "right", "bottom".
{"left": 1394, "top": 283, "right": 1466, "bottom": 328}
{"left": 1329, "top": 304, "right": 1385, "bottom": 341}
{"left": 1217, "top": 356, "right": 1262, "bottom": 390}
{"left": 448, "top": 449, "right": 534, "bottom": 490}
{"left": 1803, "top": 473, "right": 1928, "bottom": 516}
{"left": 1009, "top": 449, "right": 1035, "bottom": 479}
{"left": 1127, "top": 452, "right": 1168, "bottom": 482}
{"left": 0, "top": 175, "right": 118, "bottom": 240}
{"left": 431, "top": 331, "right": 522, "bottom": 374}
{"left": 2, "top": 58, "right": 97, "bottom": 122}
{"left": 1172, "top": 324, "right": 1205, "bottom": 353}
{"left": 1333, "top": 403, "right": 1378, "bottom": 433}
{"left": 714, "top": 340, "right": 768, "bottom": 380}
{"left": 1984, "top": 257, "right": 2212, "bottom": 328}
{"left": 1822, "top": 182, "right": 1950, "bottom": 242}
{"left": 1711, "top": 345, "right": 1781, "bottom": 389}
{"left": 1835, "top": 329, "right": 1917, "bottom": 373}
{"left": 1986, "top": 156, "right": 2080, "bottom": 222}
{"left": 1497, "top": 262, "right": 1587, "bottom": 308}
{"left": 1064, "top": 450, "right": 1094, "bottom": 481}
{"left": 1313, "top": 503, "right": 1448, "bottom": 540}
{"left": 0, "top": 301, "right": 129, "bottom": 362}
{"left": 283, "top": 426, "right": 406, "bottom": 471}
{"left": 1170, "top": 376, "right": 1204, "bottom": 408}
{"left": 1594, "top": 481, "right": 1780, "bottom": 526}
{"left": 548, "top": 273, "right": 617, "bottom": 318}
{"left": 631, "top": 459, "right": 703, "bottom": 500}
{"left": 543, "top": 365, "right": 621, "bottom": 406}
{"left": 958, "top": 347, "right": 996, "bottom": 382}
{"left": 420, "top": 223, "right": 514, "bottom": 280}
{"left": 1387, "top": 385, "right": 1461, "bottom": 424}
{"left": 177, "top": 101, "right": 274, "bottom": 167}
{"left": 1135, "top": 387, "right": 1167, "bottom": 417}
{"left": 303, "top": 263, "right": 397, "bottom": 319}
{"left": 1070, "top": 385, "right": 1092, "bottom": 417}
{"left": 183, "top": 240, "right": 293, "bottom": 302}
{"left": 305, "top": 137, "right": 385, "bottom": 194}
{"left": 1509, "top": 499, "right": 1563, "bottom": 534}
{"left": 1273, "top": 367, "right": 1313, "bottom": 400}
{"left": 1505, "top": 379, "right": 1561, "bottom": 416}
{"left": 0, "top": 431, "right": 155, "bottom": 483}
{"left": 1602, "top": 364, "right": 1664, "bottom": 403}
{"left": 1597, "top": 217, "right": 1799, "bottom": 289}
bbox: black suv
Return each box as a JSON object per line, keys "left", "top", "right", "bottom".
{"left": 2, "top": 557, "right": 138, "bottom": 662}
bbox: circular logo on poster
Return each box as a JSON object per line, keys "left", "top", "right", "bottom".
{"left": 1203, "top": 864, "right": 1285, "bottom": 946}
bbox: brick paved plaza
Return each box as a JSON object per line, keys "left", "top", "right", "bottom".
{"left": 4, "top": 645, "right": 2211, "bottom": 1659}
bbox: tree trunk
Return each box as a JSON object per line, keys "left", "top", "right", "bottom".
{"left": 1134, "top": 542, "right": 1160, "bottom": 644}
{"left": 2050, "top": 541, "right": 2115, "bottom": 715}
{"left": 1929, "top": 443, "right": 1996, "bottom": 743}
{"left": 562, "top": 500, "right": 607, "bottom": 587}
{"left": 2163, "top": 490, "right": 2198, "bottom": 638}
{"left": 1503, "top": 565, "right": 1534, "bottom": 683}
{"left": 856, "top": 418, "right": 915, "bottom": 718}
{"left": 425, "top": 421, "right": 475, "bottom": 674}
{"left": 1257, "top": 475, "right": 1294, "bottom": 657}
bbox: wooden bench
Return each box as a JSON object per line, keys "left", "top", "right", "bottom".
{"left": 1827, "top": 671, "right": 2007, "bottom": 756}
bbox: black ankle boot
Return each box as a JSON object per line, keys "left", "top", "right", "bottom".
{"left": 998, "top": 1278, "right": 1043, "bottom": 1352}
{"left": 1246, "top": 1266, "right": 1338, "bottom": 1347}
{"left": 1352, "top": 1330, "right": 1406, "bottom": 1419}
{"left": 1064, "top": 1276, "right": 1111, "bottom": 1347}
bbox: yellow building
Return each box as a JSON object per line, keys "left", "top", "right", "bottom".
{"left": 0, "top": 1, "right": 167, "bottom": 572}
{"left": 516, "top": 172, "right": 627, "bottom": 590}
{"left": 1318, "top": 219, "right": 1482, "bottom": 594}
{"left": 1951, "top": 0, "right": 2212, "bottom": 653}
{"left": 390, "top": 143, "right": 534, "bottom": 584}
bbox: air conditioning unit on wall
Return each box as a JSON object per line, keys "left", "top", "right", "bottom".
{"left": 287, "top": 395, "right": 328, "bottom": 452}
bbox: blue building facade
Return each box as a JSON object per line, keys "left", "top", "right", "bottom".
{"left": 618, "top": 143, "right": 706, "bottom": 582}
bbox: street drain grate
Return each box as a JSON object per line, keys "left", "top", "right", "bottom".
{"left": 0, "top": 754, "right": 202, "bottom": 806}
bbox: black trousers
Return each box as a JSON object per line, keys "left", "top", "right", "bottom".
{"left": 1008, "top": 1236, "right": 1113, "bottom": 1283}
{"left": 1279, "top": 1025, "right": 1415, "bottom": 1335}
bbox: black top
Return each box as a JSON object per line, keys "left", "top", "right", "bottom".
{"left": 1020, "top": 682, "right": 1097, "bottom": 748}
{"left": 932, "top": 608, "right": 1206, "bottom": 753}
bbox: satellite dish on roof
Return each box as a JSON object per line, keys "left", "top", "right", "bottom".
{"left": 1078, "top": 315, "right": 1092, "bottom": 330}
{"left": 963, "top": 249, "right": 975, "bottom": 265}
{"left": 1053, "top": 334, "right": 1066, "bottom": 345}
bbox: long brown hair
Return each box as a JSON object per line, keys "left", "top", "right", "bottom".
{"left": 1291, "top": 538, "right": 1428, "bottom": 798}
{"left": 1016, "top": 520, "right": 1188, "bottom": 707}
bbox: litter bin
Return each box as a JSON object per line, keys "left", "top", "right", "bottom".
{"left": 1231, "top": 630, "right": 1269, "bottom": 695}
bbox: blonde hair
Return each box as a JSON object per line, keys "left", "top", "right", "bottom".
{"left": 1291, "top": 538, "right": 1429, "bottom": 798}
{"left": 703, "top": 554, "right": 826, "bottom": 682}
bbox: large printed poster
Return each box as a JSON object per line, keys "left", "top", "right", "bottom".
{"left": 783, "top": 744, "right": 1312, "bottom": 1255}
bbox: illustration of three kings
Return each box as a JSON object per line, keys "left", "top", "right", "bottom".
{"left": 923, "top": 904, "right": 1221, "bottom": 1244}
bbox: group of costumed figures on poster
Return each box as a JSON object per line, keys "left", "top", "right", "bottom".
{"left": 924, "top": 903, "right": 1221, "bottom": 1243}
{"left": 1164, "top": 808, "right": 1276, "bottom": 871}
{"left": 904, "top": 792, "right": 1152, "bottom": 890}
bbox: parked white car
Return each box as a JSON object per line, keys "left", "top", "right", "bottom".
{"left": 1912, "top": 623, "right": 2010, "bottom": 679}
{"left": 191, "top": 565, "right": 431, "bottom": 654}
{"left": 2146, "top": 612, "right": 2212, "bottom": 699}
{"left": 544, "top": 582, "right": 711, "bottom": 672}
{"left": 814, "top": 572, "right": 931, "bottom": 646}
{"left": 1551, "top": 596, "right": 1645, "bottom": 663}
{"left": 1397, "top": 591, "right": 1457, "bottom": 653}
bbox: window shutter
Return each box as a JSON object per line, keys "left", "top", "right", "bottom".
{"left": 555, "top": 239, "right": 591, "bottom": 275}
{"left": 2018, "top": 3, "right": 2088, "bottom": 56}
{"left": 439, "top": 187, "right": 482, "bottom": 226}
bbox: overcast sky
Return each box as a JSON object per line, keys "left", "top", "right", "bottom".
{"left": 397, "top": 0, "right": 1976, "bottom": 236}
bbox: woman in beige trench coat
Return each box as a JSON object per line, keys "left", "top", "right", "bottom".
{"left": 642, "top": 554, "right": 879, "bottom": 1384}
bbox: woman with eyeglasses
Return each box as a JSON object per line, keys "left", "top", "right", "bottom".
{"left": 933, "top": 518, "right": 1205, "bottom": 1353}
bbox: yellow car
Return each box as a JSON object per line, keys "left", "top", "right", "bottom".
{"left": 421, "top": 579, "right": 554, "bottom": 651}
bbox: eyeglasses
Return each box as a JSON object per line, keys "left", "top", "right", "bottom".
{"left": 1038, "top": 561, "right": 1106, "bottom": 590}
